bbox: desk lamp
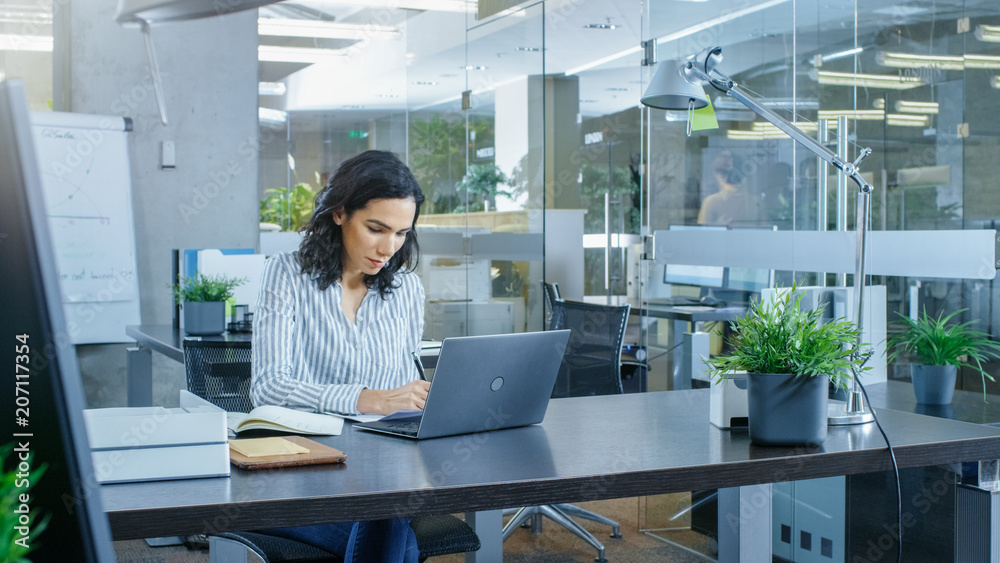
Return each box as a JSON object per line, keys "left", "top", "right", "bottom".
{"left": 641, "top": 46, "right": 875, "bottom": 425}
{"left": 114, "top": 0, "right": 284, "bottom": 124}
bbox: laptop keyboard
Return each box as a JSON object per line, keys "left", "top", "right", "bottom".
{"left": 380, "top": 421, "right": 420, "bottom": 435}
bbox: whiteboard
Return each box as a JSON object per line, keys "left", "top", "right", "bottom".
{"left": 30, "top": 111, "right": 140, "bottom": 344}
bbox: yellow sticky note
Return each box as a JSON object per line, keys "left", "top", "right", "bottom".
{"left": 229, "top": 437, "right": 310, "bottom": 458}
{"left": 691, "top": 97, "right": 719, "bottom": 131}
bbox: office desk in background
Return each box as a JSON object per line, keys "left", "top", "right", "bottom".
{"left": 583, "top": 296, "right": 746, "bottom": 389}
{"left": 101, "top": 389, "right": 1000, "bottom": 562}
{"left": 125, "top": 324, "right": 443, "bottom": 406}
{"left": 125, "top": 325, "right": 251, "bottom": 407}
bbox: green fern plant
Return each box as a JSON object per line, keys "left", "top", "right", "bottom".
{"left": 705, "top": 286, "right": 862, "bottom": 391}
{"left": 887, "top": 308, "right": 1000, "bottom": 398}
{"left": 171, "top": 274, "right": 246, "bottom": 304}
{"left": 1, "top": 443, "right": 48, "bottom": 563}
{"left": 259, "top": 182, "right": 317, "bottom": 232}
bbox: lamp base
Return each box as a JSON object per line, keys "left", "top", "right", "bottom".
{"left": 828, "top": 397, "right": 875, "bottom": 426}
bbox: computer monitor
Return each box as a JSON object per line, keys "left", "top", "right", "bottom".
{"left": 662, "top": 225, "right": 726, "bottom": 290}
{"left": 0, "top": 80, "right": 116, "bottom": 561}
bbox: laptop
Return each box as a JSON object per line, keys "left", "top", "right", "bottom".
{"left": 354, "top": 329, "right": 571, "bottom": 439}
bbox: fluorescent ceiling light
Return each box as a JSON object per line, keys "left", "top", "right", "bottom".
{"left": 821, "top": 47, "right": 863, "bottom": 63}
{"left": 258, "top": 45, "right": 347, "bottom": 63}
{"left": 894, "top": 100, "right": 938, "bottom": 114}
{"left": 567, "top": 0, "right": 789, "bottom": 76}
{"left": 992, "top": 76, "right": 1000, "bottom": 89}
{"left": 713, "top": 96, "right": 818, "bottom": 111}
{"left": 964, "top": 54, "right": 1000, "bottom": 70}
{"left": 752, "top": 121, "right": 820, "bottom": 133}
{"left": 258, "top": 18, "right": 398, "bottom": 40}
{"left": 813, "top": 70, "right": 926, "bottom": 90}
{"left": 0, "top": 33, "right": 53, "bottom": 52}
{"left": 727, "top": 129, "right": 793, "bottom": 140}
{"left": 975, "top": 25, "right": 1000, "bottom": 43}
{"left": 259, "top": 107, "right": 287, "bottom": 124}
{"left": 878, "top": 52, "right": 1000, "bottom": 70}
{"left": 877, "top": 52, "right": 964, "bottom": 71}
{"left": 886, "top": 113, "right": 931, "bottom": 127}
{"left": 307, "top": 0, "right": 475, "bottom": 12}
{"left": 259, "top": 82, "right": 286, "bottom": 96}
{"left": 818, "top": 109, "right": 885, "bottom": 120}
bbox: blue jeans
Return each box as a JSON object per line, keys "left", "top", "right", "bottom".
{"left": 260, "top": 518, "right": 419, "bottom": 563}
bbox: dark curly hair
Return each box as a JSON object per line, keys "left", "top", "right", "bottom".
{"left": 297, "top": 150, "right": 424, "bottom": 297}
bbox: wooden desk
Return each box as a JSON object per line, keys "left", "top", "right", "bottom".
{"left": 100, "top": 390, "right": 1000, "bottom": 561}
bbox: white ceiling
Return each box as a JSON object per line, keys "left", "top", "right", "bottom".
{"left": 261, "top": 0, "right": 998, "bottom": 126}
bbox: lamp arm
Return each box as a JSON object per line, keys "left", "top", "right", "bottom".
{"left": 727, "top": 84, "right": 873, "bottom": 195}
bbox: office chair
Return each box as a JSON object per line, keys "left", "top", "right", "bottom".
{"left": 502, "top": 299, "right": 628, "bottom": 562}
{"left": 182, "top": 341, "right": 481, "bottom": 562}
{"left": 541, "top": 281, "right": 563, "bottom": 330}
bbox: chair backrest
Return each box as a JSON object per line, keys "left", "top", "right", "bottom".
{"left": 183, "top": 339, "right": 254, "bottom": 413}
{"left": 542, "top": 281, "right": 563, "bottom": 330}
{"left": 548, "top": 299, "right": 630, "bottom": 398}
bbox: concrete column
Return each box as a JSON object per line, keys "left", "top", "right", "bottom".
{"left": 61, "top": 4, "right": 259, "bottom": 407}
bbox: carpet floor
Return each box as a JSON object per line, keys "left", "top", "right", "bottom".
{"left": 113, "top": 495, "right": 718, "bottom": 562}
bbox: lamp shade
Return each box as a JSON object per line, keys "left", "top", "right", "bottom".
{"left": 115, "top": 0, "right": 283, "bottom": 26}
{"left": 640, "top": 61, "right": 709, "bottom": 111}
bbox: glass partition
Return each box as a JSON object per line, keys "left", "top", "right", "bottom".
{"left": 640, "top": 0, "right": 1000, "bottom": 558}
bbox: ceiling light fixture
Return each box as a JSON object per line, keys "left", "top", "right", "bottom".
{"left": 894, "top": 100, "right": 938, "bottom": 114}
{"left": 257, "top": 18, "right": 398, "bottom": 40}
{"left": 817, "top": 109, "right": 885, "bottom": 120}
{"left": 992, "top": 76, "right": 1000, "bottom": 89}
{"left": 877, "top": 51, "right": 1000, "bottom": 70}
{"left": 258, "top": 45, "right": 347, "bottom": 63}
{"left": 886, "top": 113, "right": 931, "bottom": 127}
{"left": 975, "top": 24, "right": 1000, "bottom": 43}
{"left": 713, "top": 96, "right": 818, "bottom": 111}
{"left": 306, "top": 0, "right": 475, "bottom": 12}
{"left": 258, "top": 81, "right": 286, "bottom": 96}
{"left": 259, "top": 107, "right": 287, "bottom": 124}
{"left": 812, "top": 70, "right": 926, "bottom": 90}
{"left": 0, "top": 33, "right": 53, "bottom": 52}
{"left": 877, "top": 51, "right": 964, "bottom": 71}
{"left": 567, "top": 0, "right": 790, "bottom": 76}
{"left": 963, "top": 54, "right": 1000, "bottom": 69}
{"left": 817, "top": 47, "right": 864, "bottom": 64}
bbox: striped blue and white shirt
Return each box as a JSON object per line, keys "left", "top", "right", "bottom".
{"left": 250, "top": 251, "right": 425, "bottom": 415}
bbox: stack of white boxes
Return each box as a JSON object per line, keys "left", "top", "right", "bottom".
{"left": 83, "top": 390, "right": 229, "bottom": 484}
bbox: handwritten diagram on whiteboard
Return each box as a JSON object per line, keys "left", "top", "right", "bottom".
{"left": 31, "top": 111, "right": 140, "bottom": 344}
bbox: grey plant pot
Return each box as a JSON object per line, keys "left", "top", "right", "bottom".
{"left": 910, "top": 364, "right": 957, "bottom": 405}
{"left": 183, "top": 301, "right": 226, "bottom": 336}
{"left": 746, "top": 372, "right": 829, "bottom": 447}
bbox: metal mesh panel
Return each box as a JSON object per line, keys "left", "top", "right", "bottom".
{"left": 184, "top": 340, "right": 253, "bottom": 412}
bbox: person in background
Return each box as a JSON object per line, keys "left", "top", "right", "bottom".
{"left": 697, "top": 151, "right": 760, "bottom": 226}
{"left": 251, "top": 149, "right": 428, "bottom": 563}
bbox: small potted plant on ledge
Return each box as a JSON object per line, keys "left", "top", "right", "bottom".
{"left": 706, "top": 286, "right": 861, "bottom": 446}
{"left": 887, "top": 308, "right": 1000, "bottom": 404}
{"left": 171, "top": 274, "right": 246, "bottom": 336}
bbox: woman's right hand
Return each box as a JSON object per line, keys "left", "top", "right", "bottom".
{"left": 356, "top": 380, "right": 431, "bottom": 415}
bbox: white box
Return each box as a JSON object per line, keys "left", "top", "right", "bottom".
{"left": 83, "top": 390, "right": 230, "bottom": 483}
{"left": 710, "top": 375, "right": 749, "bottom": 429}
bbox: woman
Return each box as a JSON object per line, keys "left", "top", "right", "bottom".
{"left": 251, "top": 150, "right": 427, "bottom": 562}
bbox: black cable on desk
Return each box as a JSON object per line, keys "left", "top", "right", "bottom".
{"left": 855, "top": 377, "right": 902, "bottom": 563}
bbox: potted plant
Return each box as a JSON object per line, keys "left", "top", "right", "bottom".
{"left": 887, "top": 308, "right": 1000, "bottom": 404}
{"left": 706, "top": 286, "right": 861, "bottom": 446}
{"left": 171, "top": 274, "right": 246, "bottom": 336}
